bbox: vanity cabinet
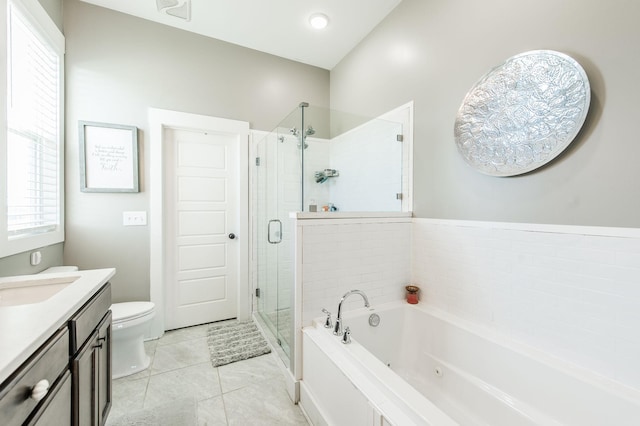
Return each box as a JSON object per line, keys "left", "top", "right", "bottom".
{"left": 0, "top": 280, "right": 112, "bottom": 426}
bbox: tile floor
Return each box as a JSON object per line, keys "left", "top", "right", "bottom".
{"left": 106, "top": 322, "right": 309, "bottom": 426}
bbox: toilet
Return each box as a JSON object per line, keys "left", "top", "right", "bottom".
{"left": 40, "top": 266, "right": 156, "bottom": 379}
{"left": 110, "top": 301, "right": 155, "bottom": 379}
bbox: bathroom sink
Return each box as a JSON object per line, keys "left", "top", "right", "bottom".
{"left": 0, "top": 276, "right": 80, "bottom": 307}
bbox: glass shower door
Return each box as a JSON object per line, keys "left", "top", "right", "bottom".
{"left": 255, "top": 123, "right": 300, "bottom": 369}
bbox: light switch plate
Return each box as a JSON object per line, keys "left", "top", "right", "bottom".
{"left": 123, "top": 211, "right": 147, "bottom": 226}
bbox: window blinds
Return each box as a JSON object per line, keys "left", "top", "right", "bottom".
{"left": 6, "top": 4, "right": 61, "bottom": 237}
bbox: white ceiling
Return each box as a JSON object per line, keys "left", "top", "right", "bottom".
{"left": 79, "top": 0, "right": 403, "bottom": 70}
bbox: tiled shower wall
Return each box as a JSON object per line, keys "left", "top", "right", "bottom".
{"left": 412, "top": 218, "right": 640, "bottom": 391}
{"left": 299, "top": 217, "right": 412, "bottom": 325}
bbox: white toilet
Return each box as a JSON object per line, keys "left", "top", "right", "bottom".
{"left": 110, "top": 301, "right": 155, "bottom": 379}
{"left": 40, "top": 266, "right": 155, "bottom": 379}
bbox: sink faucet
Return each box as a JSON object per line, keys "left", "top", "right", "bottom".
{"left": 333, "top": 289, "right": 370, "bottom": 336}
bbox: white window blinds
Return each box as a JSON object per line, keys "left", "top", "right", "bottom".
{"left": 6, "top": 2, "right": 61, "bottom": 238}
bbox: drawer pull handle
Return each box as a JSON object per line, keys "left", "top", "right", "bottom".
{"left": 31, "top": 379, "right": 50, "bottom": 402}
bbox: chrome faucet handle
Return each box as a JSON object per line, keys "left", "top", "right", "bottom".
{"left": 321, "top": 308, "right": 333, "bottom": 329}
{"left": 341, "top": 326, "right": 351, "bottom": 344}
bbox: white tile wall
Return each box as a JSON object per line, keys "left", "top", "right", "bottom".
{"left": 299, "top": 218, "right": 412, "bottom": 325}
{"left": 412, "top": 218, "right": 640, "bottom": 391}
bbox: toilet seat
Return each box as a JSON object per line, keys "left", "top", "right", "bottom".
{"left": 111, "top": 302, "right": 155, "bottom": 325}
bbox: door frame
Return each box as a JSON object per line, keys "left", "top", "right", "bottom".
{"left": 149, "top": 108, "right": 250, "bottom": 338}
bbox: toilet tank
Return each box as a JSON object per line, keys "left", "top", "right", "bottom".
{"left": 39, "top": 266, "right": 79, "bottom": 273}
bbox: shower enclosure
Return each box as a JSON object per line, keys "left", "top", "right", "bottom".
{"left": 254, "top": 102, "right": 408, "bottom": 372}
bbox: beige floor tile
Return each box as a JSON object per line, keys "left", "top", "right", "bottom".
{"left": 144, "top": 362, "right": 222, "bottom": 408}
{"left": 107, "top": 377, "right": 148, "bottom": 420}
{"left": 197, "top": 396, "right": 228, "bottom": 426}
{"left": 217, "top": 353, "right": 281, "bottom": 393}
{"left": 151, "top": 337, "right": 211, "bottom": 374}
{"left": 223, "top": 377, "right": 307, "bottom": 425}
{"left": 158, "top": 323, "right": 212, "bottom": 346}
{"left": 108, "top": 321, "right": 308, "bottom": 425}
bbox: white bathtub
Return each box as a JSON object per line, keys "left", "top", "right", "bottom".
{"left": 300, "top": 301, "right": 640, "bottom": 425}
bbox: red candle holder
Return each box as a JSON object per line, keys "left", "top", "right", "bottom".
{"left": 405, "top": 285, "right": 419, "bottom": 304}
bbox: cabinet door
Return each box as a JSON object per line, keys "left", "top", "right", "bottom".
{"left": 72, "top": 330, "right": 98, "bottom": 426}
{"left": 72, "top": 311, "right": 112, "bottom": 426}
{"left": 96, "top": 312, "right": 112, "bottom": 426}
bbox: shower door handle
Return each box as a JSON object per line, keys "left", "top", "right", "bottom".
{"left": 268, "top": 219, "right": 282, "bottom": 244}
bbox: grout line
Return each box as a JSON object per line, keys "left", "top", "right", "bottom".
{"left": 217, "top": 367, "right": 231, "bottom": 425}
{"left": 140, "top": 340, "right": 155, "bottom": 408}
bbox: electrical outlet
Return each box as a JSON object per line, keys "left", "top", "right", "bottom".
{"left": 123, "top": 211, "right": 147, "bottom": 226}
{"left": 30, "top": 251, "right": 42, "bottom": 266}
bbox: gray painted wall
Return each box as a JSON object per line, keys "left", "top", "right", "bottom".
{"left": 0, "top": 243, "right": 64, "bottom": 277}
{"left": 37, "top": 0, "right": 63, "bottom": 30}
{"left": 330, "top": 0, "right": 639, "bottom": 228}
{"left": 62, "top": 0, "right": 329, "bottom": 302}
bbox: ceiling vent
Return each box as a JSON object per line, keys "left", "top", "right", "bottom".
{"left": 156, "top": 0, "right": 191, "bottom": 21}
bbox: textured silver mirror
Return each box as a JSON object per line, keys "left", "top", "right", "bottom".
{"left": 454, "top": 50, "right": 590, "bottom": 176}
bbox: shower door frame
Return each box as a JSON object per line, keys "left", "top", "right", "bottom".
{"left": 252, "top": 124, "right": 300, "bottom": 371}
{"left": 250, "top": 101, "right": 414, "bottom": 400}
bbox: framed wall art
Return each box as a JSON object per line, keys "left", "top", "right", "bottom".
{"left": 79, "top": 121, "right": 139, "bottom": 192}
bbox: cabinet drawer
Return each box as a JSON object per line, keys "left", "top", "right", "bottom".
{"left": 69, "top": 283, "right": 111, "bottom": 354}
{"left": 26, "top": 370, "right": 72, "bottom": 426}
{"left": 0, "top": 328, "right": 69, "bottom": 426}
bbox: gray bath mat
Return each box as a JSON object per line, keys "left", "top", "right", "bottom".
{"left": 207, "top": 320, "right": 271, "bottom": 367}
{"left": 107, "top": 397, "right": 196, "bottom": 426}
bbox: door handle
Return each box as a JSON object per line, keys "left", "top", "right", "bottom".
{"left": 228, "top": 233, "right": 236, "bottom": 239}
{"left": 267, "top": 220, "right": 282, "bottom": 244}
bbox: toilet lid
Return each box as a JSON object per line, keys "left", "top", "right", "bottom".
{"left": 111, "top": 302, "right": 155, "bottom": 323}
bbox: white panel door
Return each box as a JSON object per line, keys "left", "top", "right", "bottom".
{"left": 165, "top": 128, "right": 238, "bottom": 329}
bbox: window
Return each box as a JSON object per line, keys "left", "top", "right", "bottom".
{"left": 1, "top": 0, "right": 64, "bottom": 257}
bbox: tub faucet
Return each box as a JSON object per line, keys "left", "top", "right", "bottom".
{"left": 333, "top": 289, "right": 370, "bottom": 336}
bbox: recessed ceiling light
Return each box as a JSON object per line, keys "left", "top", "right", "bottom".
{"left": 309, "top": 13, "right": 329, "bottom": 30}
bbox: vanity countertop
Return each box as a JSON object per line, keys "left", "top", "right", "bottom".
{"left": 0, "top": 268, "right": 115, "bottom": 385}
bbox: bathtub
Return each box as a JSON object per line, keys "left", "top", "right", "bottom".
{"left": 300, "top": 301, "right": 640, "bottom": 425}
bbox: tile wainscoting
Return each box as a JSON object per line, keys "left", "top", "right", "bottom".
{"left": 296, "top": 215, "right": 412, "bottom": 326}
{"left": 412, "top": 218, "right": 640, "bottom": 391}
